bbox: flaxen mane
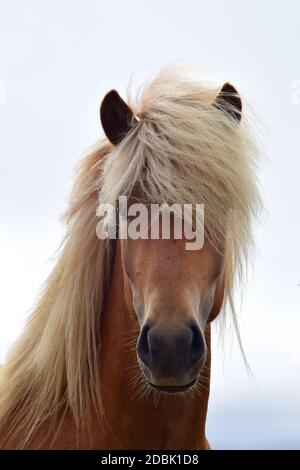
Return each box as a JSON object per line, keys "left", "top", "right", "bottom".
{"left": 0, "top": 65, "right": 261, "bottom": 447}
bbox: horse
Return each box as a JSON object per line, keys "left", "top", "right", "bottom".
{"left": 0, "top": 66, "right": 261, "bottom": 449}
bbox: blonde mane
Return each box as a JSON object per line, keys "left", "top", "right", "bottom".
{"left": 0, "top": 65, "right": 261, "bottom": 447}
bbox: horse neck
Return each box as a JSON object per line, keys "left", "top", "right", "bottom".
{"left": 98, "top": 239, "right": 212, "bottom": 450}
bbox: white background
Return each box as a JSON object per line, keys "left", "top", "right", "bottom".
{"left": 0, "top": 0, "right": 299, "bottom": 449}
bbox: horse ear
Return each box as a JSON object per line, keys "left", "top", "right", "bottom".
{"left": 100, "top": 90, "right": 137, "bottom": 145}
{"left": 214, "top": 83, "right": 242, "bottom": 123}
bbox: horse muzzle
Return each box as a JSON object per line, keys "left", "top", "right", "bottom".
{"left": 136, "top": 319, "right": 206, "bottom": 393}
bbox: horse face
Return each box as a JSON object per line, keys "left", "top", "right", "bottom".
{"left": 120, "top": 222, "right": 225, "bottom": 393}
{"left": 100, "top": 84, "right": 242, "bottom": 392}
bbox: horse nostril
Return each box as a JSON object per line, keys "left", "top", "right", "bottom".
{"left": 190, "top": 323, "right": 205, "bottom": 363}
{"left": 137, "top": 324, "right": 151, "bottom": 365}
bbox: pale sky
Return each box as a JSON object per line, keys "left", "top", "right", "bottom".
{"left": 0, "top": 0, "right": 299, "bottom": 449}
